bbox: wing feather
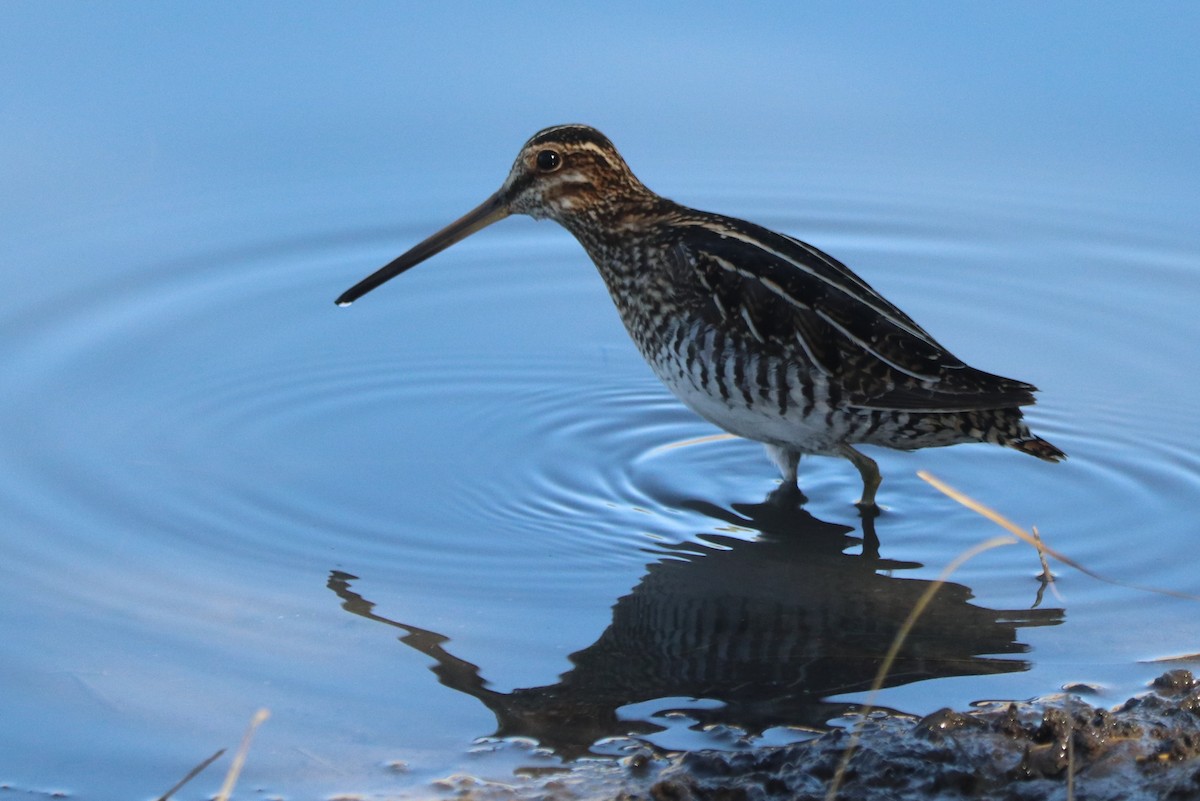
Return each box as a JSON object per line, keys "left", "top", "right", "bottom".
{"left": 671, "top": 214, "right": 1037, "bottom": 412}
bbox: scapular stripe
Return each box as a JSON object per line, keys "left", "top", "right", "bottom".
{"left": 691, "top": 234, "right": 945, "bottom": 381}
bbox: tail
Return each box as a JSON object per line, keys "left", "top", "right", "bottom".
{"left": 1011, "top": 435, "right": 1066, "bottom": 463}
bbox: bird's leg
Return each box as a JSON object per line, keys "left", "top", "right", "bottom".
{"left": 838, "top": 444, "right": 881, "bottom": 510}
{"left": 764, "top": 444, "right": 806, "bottom": 506}
{"left": 764, "top": 444, "right": 801, "bottom": 488}
{"left": 763, "top": 443, "right": 811, "bottom": 501}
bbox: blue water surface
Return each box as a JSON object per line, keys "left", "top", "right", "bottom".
{"left": 2, "top": 3, "right": 1199, "bottom": 799}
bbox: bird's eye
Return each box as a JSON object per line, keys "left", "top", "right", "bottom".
{"left": 535, "top": 149, "right": 562, "bottom": 172}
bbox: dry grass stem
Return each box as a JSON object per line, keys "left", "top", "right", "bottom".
{"left": 215, "top": 708, "right": 270, "bottom": 801}
{"left": 918, "top": 471, "right": 1200, "bottom": 603}
{"left": 156, "top": 748, "right": 226, "bottom": 801}
{"left": 1030, "top": 526, "right": 1054, "bottom": 582}
{"left": 1139, "top": 652, "right": 1200, "bottom": 664}
{"left": 647, "top": 432, "right": 738, "bottom": 454}
{"left": 824, "top": 534, "right": 1017, "bottom": 801}
{"left": 825, "top": 472, "right": 1196, "bottom": 800}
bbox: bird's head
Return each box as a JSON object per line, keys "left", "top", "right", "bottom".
{"left": 501, "top": 124, "right": 649, "bottom": 222}
{"left": 336, "top": 124, "right": 649, "bottom": 306}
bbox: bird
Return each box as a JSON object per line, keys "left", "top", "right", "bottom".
{"left": 336, "top": 124, "right": 1064, "bottom": 509}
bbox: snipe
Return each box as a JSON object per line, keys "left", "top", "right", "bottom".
{"left": 337, "top": 124, "right": 1064, "bottom": 509}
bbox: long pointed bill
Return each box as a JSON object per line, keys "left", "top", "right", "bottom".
{"left": 336, "top": 190, "right": 510, "bottom": 306}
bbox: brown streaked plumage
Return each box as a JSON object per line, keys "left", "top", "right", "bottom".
{"left": 337, "top": 124, "right": 1064, "bottom": 508}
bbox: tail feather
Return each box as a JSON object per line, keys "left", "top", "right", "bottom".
{"left": 1011, "top": 436, "right": 1066, "bottom": 463}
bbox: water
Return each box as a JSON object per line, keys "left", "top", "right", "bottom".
{"left": 2, "top": 4, "right": 1199, "bottom": 799}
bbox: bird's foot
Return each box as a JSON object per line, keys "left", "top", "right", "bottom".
{"left": 854, "top": 498, "right": 881, "bottom": 516}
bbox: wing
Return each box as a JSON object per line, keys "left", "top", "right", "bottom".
{"left": 668, "top": 213, "right": 1038, "bottom": 412}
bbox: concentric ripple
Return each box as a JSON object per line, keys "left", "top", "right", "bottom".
{"left": 4, "top": 197, "right": 1198, "bottom": 595}
{"left": 1, "top": 184, "right": 1198, "bottom": 796}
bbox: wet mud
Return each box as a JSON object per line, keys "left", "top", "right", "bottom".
{"left": 436, "top": 670, "right": 1200, "bottom": 801}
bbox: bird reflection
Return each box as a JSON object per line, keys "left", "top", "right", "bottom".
{"left": 328, "top": 495, "right": 1062, "bottom": 758}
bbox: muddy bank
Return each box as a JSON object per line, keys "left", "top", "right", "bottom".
{"left": 435, "top": 670, "right": 1200, "bottom": 801}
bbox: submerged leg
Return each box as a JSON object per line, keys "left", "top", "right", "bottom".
{"left": 837, "top": 444, "right": 881, "bottom": 510}
{"left": 763, "top": 443, "right": 801, "bottom": 487}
